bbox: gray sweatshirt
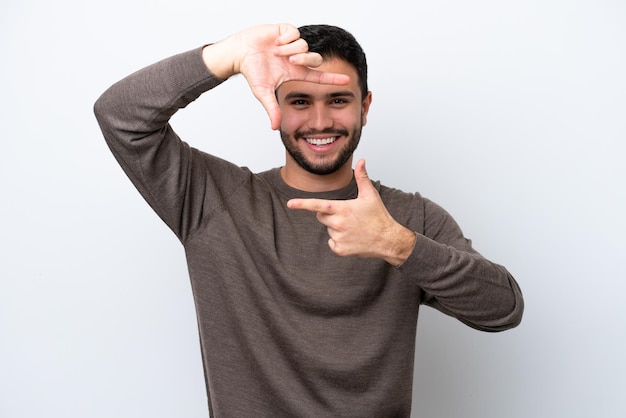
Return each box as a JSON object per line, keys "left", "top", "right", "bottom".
{"left": 94, "top": 47, "right": 523, "bottom": 417}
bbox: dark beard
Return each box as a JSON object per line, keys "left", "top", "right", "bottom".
{"left": 280, "top": 127, "right": 362, "bottom": 175}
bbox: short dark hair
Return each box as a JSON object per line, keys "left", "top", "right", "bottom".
{"left": 298, "top": 25, "right": 368, "bottom": 100}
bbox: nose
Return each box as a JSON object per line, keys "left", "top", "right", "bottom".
{"left": 309, "top": 103, "right": 333, "bottom": 131}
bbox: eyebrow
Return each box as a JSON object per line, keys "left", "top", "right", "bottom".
{"left": 283, "top": 91, "right": 356, "bottom": 101}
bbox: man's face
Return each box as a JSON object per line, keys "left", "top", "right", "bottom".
{"left": 277, "top": 58, "right": 372, "bottom": 176}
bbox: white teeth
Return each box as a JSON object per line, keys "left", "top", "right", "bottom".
{"left": 306, "top": 137, "right": 336, "bottom": 146}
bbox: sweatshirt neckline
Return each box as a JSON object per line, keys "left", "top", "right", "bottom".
{"left": 263, "top": 167, "right": 358, "bottom": 201}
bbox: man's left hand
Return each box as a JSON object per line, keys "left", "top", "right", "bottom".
{"left": 287, "top": 159, "right": 416, "bottom": 266}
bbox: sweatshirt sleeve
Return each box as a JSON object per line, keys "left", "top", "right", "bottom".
{"left": 399, "top": 198, "right": 524, "bottom": 332}
{"left": 93, "top": 47, "right": 236, "bottom": 242}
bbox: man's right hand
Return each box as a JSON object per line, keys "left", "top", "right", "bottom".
{"left": 202, "top": 24, "right": 350, "bottom": 130}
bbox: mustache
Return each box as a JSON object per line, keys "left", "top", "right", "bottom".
{"left": 294, "top": 128, "right": 349, "bottom": 139}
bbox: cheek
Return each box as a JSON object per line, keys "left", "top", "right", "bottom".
{"left": 343, "top": 109, "right": 365, "bottom": 128}
{"left": 279, "top": 110, "right": 305, "bottom": 132}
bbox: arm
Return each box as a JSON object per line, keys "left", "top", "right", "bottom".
{"left": 93, "top": 46, "right": 224, "bottom": 241}
{"left": 93, "top": 24, "right": 349, "bottom": 240}
{"left": 400, "top": 202, "right": 524, "bottom": 332}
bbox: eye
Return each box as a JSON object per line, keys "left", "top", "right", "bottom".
{"left": 330, "top": 97, "right": 350, "bottom": 107}
{"left": 290, "top": 99, "right": 309, "bottom": 107}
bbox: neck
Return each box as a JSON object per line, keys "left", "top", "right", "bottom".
{"left": 280, "top": 156, "right": 354, "bottom": 192}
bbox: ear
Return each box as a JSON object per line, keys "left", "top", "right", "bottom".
{"left": 361, "top": 91, "right": 373, "bottom": 126}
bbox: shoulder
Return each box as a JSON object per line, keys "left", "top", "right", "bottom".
{"left": 376, "top": 181, "right": 463, "bottom": 243}
{"left": 376, "top": 181, "right": 453, "bottom": 219}
{"left": 192, "top": 148, "right": 253, "bottom": 183}
{"left": 375, "top": 182, "right": 426, "bottom": 232}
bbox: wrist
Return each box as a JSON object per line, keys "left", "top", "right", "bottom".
{"left": 201, "top": 39, "right": 239, "bottom": 80}
{"left": 384, "top": 226, "right": 417, "bottom": 267}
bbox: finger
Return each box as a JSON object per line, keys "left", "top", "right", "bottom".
{"left": 283, "top": 51, "right": 349, "bottom": 85}
{"left": 274, "top": 23, "right": 301, "bottom": 46}
{"left": 274, "top": 39, "right": 314, "bottom": 59}
{"left": 354, "top": 159, "right": 374, "bottom": 197}
{"left": 285, "top": 50, "right": 322, "bottom": 67}
{"left": 268, "top": 106, "right": 281, "bottom": 130}
{"left": 287, "top": 198, "right": 336, "bottom": 214}
{"left": 300, "top": 68, "right": 350, "bottom": 86}
{"left": 276, "top": 40, "right": 350, "bottom": 85}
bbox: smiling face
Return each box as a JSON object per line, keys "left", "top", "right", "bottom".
{"left": 277, "top": 58, "right": 372, "bottom": 190}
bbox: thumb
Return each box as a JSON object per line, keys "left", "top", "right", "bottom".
{"left": 252, "top": 87, "right": 282, "bottom": 130}
{"left": 266, "top": 103, "right": 281, "bottom": 131}
{"left": 354, "top": 159, "right": 374, "bottom": 198}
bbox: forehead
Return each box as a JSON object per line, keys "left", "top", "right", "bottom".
{"left": 277, "top": 58, "right": 360, "bottom": 99}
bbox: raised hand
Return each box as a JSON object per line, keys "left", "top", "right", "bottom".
{"left": 203, "top": 24, "right": 350, "bottom": 130}
{"left": 287, "top": 159, "right": 417, "bottom": 266}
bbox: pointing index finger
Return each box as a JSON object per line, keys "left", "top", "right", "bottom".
{"left": 287, "top": 198, "right": 336, "bottom": 214}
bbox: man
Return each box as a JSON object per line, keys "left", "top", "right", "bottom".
{"left": 94, "top": 23, "right": 523, "bottom": 417}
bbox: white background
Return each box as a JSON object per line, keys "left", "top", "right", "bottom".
{"left": 1, "top": 0, "right": 625, "bottom": 417}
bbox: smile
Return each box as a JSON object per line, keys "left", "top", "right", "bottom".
{"left": 305, "top": 137, "right": 338, "bottom": 146}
